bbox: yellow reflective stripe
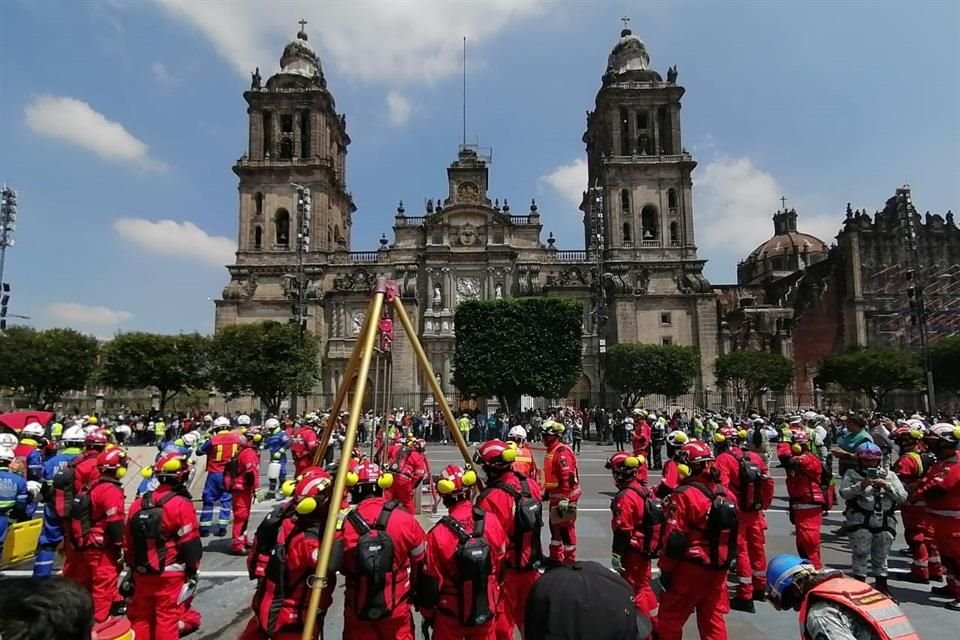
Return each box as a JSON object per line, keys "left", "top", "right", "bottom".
{"left": 216, "top": 445, "right": 223, "bottom": 461}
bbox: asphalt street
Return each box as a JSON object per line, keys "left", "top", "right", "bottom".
{"left": 6, "top": 443, "right": 956, "bottom": 639}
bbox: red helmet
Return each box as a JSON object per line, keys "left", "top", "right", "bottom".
{"left": 893, "top": 425, "right": 925, "bottom": 444}
{"left": 605, "top": 451, "right": 644, "bottom": 482}
{"left": 351, "top": 448, "right": 367, "bottom": 462}
{"left": 153, "top": 452, "right": 191, "bottom": 483}
{"left": 474, "top": 439, "right": 517, "bottom": 471}
{"left": 436, "top": 464, "right": 478, "bottom": 497}
{"left": 97, "top": 448, "right": 128, "bottom": 477}
{"left": 680, "top": 441, "right": 714, "bottom": 465}
{"left": 925, "top": 423, "right": 960, "bottom": 446}
{"left": 713, "top": 426, "right": 741, "bottom": 446}
{"left": 346, "top": 460, "right": 393, "bottom": 490}
{"left": 413, "top": 438, "right": 427, "bottom": 452}
{"left": 292, "top": 469, "right": 334, "bottom": 515}
{"left": 85, "top": 430, "right": 110, "bottom": 449}
{"left": 790, "top": 430, "right": 810, "bottom": 445}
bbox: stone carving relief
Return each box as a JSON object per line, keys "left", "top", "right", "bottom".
{"left": 456, "top": 276, "right": 481, "bottom": 304}
{"left": 333, "top": 269, "right": 373, "bottom": 292}
{"left": 222, "top": 274, "right": 258, "bottom": 300}
{"left": 458, "top": 223, "right": 479, "bottom": 247}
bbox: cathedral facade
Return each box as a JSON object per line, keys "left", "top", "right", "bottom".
{"left": 214, "top": 26, "right": 719, "bottom": 409}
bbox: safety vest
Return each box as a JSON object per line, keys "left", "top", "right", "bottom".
{"left": 543, "top": 443, "right": 573, "bottom": 491}
{"left": 800, "top": 578, "right": 919, "bottom": 640}
{"left": 513, "top": 446, "right": 536, "bottom": 479}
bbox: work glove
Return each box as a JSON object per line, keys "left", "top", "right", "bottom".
{"left": 254, "top": 489, "right": 265, "bottom": 503}
{"left": 659, "top": 571, "right": 672, "bottom": 592}
{"left": 272, "top": 451, "right": 282, "bottom": 460}
{"left": 611, "top": 553, "right": 624, "bottom": 573}
{"left": 557, "top": 498, "right": 571, "bottom": 515}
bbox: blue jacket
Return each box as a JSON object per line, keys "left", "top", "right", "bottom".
{"left": 0, "top": 469, "right": 29, "bottom": 517}
{"left": 266, "top": 430, "right": 290, "bottom": 456}
{"left": 42, "top": 449, "right": 82, "bottom": 484}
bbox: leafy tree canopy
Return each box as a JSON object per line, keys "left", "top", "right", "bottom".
{"left": 605, "top": 343, "right": 700, "bottom": 409}
{"left": 715, "top": 349, "right": 794, "bottom": 410}
{"left": 0, "top": 326, "right": 99, "bottom": 407}
{"left": 817, "top": 347, "right": 922, "bottom": 407}
{"left": 931, "top": 335, "right": 960, "bottom": 399}
{"left": 453, "top": 298, "right": 583, "bottom": 412}
{"left": 209, "top": 321, "right": 320, "bottom": 415}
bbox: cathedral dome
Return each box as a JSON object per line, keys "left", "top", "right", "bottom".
{"left": 738, "top": 208, "right": 830, "bottom": 285}
{"left": 605, "top": 28, "right": 662, "bottom": 82}
{"left": 279, "top": 29, "right": 322, "bottom": 79}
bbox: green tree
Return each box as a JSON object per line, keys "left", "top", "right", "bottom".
{"left": 605, "top": 343, "right": 701, "bottom": 409}
{"left": 715, "top": 350, "right": 794, "bottom": 410}
{"left": 817, "top": 347, "right": 922, "bottom": 408}
{"left": 453, "top": 298, "right": 582, "bottom": 413}
{"left": 931, "top": 335, "right": 960, "bottom": 399}
{"left": 99, "top": 332, "right": 210, "bottom": 413}
{"left": 208, "top": 321, "right": 320, "bottom": 414}
{"left": 0, "top": 326, "right": 99, "bottom": 407}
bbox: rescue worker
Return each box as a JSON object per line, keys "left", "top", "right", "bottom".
{"left": 74, "top": 429, "right": 111, "bottom": 492}
{"left": 784, "top": 430, "right": 826, "bottom": 569}
{"left": 15, "top": 422, "right": 46, "bottom": 481}
{"left": 290, "top": 422, "right": 320, "bottom": 477}
{"left": 654, "top": 430, "right": 690, "bottom": 499}
{"left": 33, "top": 425, "right": 86, "bottom": 578}
{"left": 239, "top": 470, "right": 336, "bottom": 640}
{"left": 228, "top": 432, "right": 263, "bottom": 555}
{"left": 457, "top": 413, "right": 472, "bottom": 445}
{"left": 67, "top": 447, "right": 127, "bottom": 622}
{"left": 650, "top": 415, "right": 666, "bottom": 470}
{"left": 912, "top": 423, "right": 960, "bottom": 610}
{"left": 541, "top": 420, "right": 581, "bottom": 564}
{"left": 338, "top": 460, "right": 427, "bottom": 640}
{"left": 386, "top": 436, "right": 429, "bottom": 514}
{"left": 197, "top": 416, "right": 243, "bottom": 536}
{"left": 506, "top": 426, "right": 542, "bottom": 486}
{"left": 0, "top": 448, "right": 29, "bottom": 558}
{"left": 839, "top": 442, "right": 907, "bottom": 596}
{"left": 714, "top": 425, "right": 775, "bottom": 611}
{"left": 124, "top": 452, "right": 203, "bottom": 640}
{"left": 265, "top": 417, "right": 291, "bottom": 497}
{"left": 765, "top": 553, "right": 920, "bottom": 639}
{"left": 417, "top": 464, "right": 507, "bottom": 640}
{"left": 475, "top": 439, "right": 544, "bottom": 640}
{"left": 657, "top": 440, "right": 737, "bottom": 640}
{"left": 606, "top": 451, "right": 660, "bottom": 630}
{"left": 631, "top": 411, "right": 652, "bottom": 461}
{"left": 892, "top": 424, "right": 943, "bottom": 584}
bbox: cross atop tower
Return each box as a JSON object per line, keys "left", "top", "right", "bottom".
{"left": 621, "top": 16, "right": 631, "bottom": 30}
{"left": 298, "top": 18, "right": 308, "bottom": 31}
{"left": 780, "top": 195, "right": 788, "bottom": 210}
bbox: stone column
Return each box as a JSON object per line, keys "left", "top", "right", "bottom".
{"left": 628, "top": 110, "right": 637, "bottom": 155}
{"left": 442, "top": 268, "right": 451, "bottom": 308}
{"left": 292, "top": 112, "right": 301, "bottom": 159}
{"left": 612, "top": 108, "right": 623, "bottom": 155}
{"left": 652, "top": 108, "right": 660, "bottom": 156}
{"left": 670, "top": 104, "right": 681, "bottom": 155}
{"left": 272, "top": 113, "right": 281, "bottom": 158}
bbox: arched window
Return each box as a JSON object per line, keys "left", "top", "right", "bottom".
{"left": 275, "top": 209, "right": 290, "bottom": 246}
{"left": 254, "top": 192, "right": 264, "bottom": 215}
{"left": 670, "top": 221, "right": 679, "bottom": 246}
{"left": 254, "top": 225, "right": 263, "bottom": 249}
{"left": 623, "top": 222, "right": 632, "bottom": 244}
{"left": 641, "top": 205, "right": 659, "bottom": 240}
{"left": 620, "top": 189, "right": 630, "bottom": 216}
{"left": 667, "top": 188, "right": 678, "bottom": 210}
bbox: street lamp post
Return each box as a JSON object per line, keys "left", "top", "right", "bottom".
{"left": 284, "top": 183, "right": 312, "bottom": 416}
{"left": 0, "top": 185, "right": 18, "bottom": 331}
{"left": 588, "top": 183, "right": 607, "bottom": 409}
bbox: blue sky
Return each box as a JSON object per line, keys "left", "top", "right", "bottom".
{"left": 1, "top": 0, "right": 957, "bottom": 337}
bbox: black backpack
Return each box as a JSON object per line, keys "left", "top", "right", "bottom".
{"left": 686, "top": 483, "right": 738, "bottom": 570}
{"left": 732, "top": 451, "right": 765, "bottom": 512}
{"left": 51, "top": 457, "right": 82, "bottom": 518}
{"left": 248, "top": 502, "right": 293, "bottom": 580}
{"left": 223, "top": 456, "right": 240, "bottom": 491}
{"left": 130, "top": 491, "right": 178, "bottom": 574}
{"left": 347, "top": 500, "right": 400, "bottom": 621}
{"left": 440, "top": 508, "right": 494, "bottom": 626}
{"left": 487, "top": 477, "right": 543, "bottom": 570}
{"left": 626, "top": 485, "right": 665, "bottom": 558}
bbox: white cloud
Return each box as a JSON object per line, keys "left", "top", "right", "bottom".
{"left": 24, "top": 95, "right": 166, "bottom": 171}
{"left": 152, "top": 0, "right": 544, "bottom": 85}
{"left": 47, "top": 303, "right": 133, "bottom": 327}
{"left": 541, "top": 157, "right": 587, "bottom": 209}
{"left": 151, "top": 62, "right": 179, "bottom": 88}
{"left": 113, "top": 218, "right": 236, "bottom": 267}
{"left": 386, "top": 91, "right": 412, "bottom": 126}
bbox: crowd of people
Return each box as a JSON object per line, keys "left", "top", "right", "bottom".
{"left": 0, "top": 404, "right": 957, "bottom": 640}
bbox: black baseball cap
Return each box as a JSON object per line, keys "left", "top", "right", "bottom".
{"left": 524, "top": 561, "right": 651, "bottom": 640}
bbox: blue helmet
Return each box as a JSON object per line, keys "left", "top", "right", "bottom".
{"left": 766, "top": 554, "right": 816, "bottom": 610}
{"left": 855, "top": 442, "right": 883, "bottom": 461}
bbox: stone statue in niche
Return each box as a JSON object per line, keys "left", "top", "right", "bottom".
{"left": 495, "top": 282, "right": 503, "bottom": 299}
{"left": 433, "top": 282, "right": 443, "bottom": 308}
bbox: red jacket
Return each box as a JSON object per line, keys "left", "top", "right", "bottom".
{"left": 631, "top": 421, "right": 651, "bottom": 455}
{"left": 655, "top": 459, "right": 682, "bottom": 498}
{"left": 229, "top": 445, "right": 261, "bottom": 493}
{"left": 73, "top": 450, "right": 101, "bottom": 492}
{"left": 71, "top": 477, "right": 125, "bottom": 552}
{"left": 389, "top": 447, "right": 428, "bottom": 486}
{"left": 338, "top": 496, "right": 426, "bottom": 618}
{"left": 785, "top": 451, "right": 825, "bottom": 508}
{"left": 423, "top": 499, "right": 507, "bottom": 621}
{"left": 203, "top": 432, "right": 244, "bottom": 473}
{"left": 543, "top": 441, "right": 581, "bottom": 503}
{"left": 913, "top": 452, "right": 960, "bottom": 513}
{"left": 124, "top": 484, "right": 202, "bottom": 575}
{"left": 660, "top": 478, "right": 735, "bottom": 571}
{"left": 290, "top": 427, "right": 319, "bottom": 461}
{"left": 716, "top": 447, "right": 774, "bottom": 510}
{"left": 476, "top": 470, "right": 543, "bottom": 570}
{"left": 611, "top": 478, "right": 657, "bottom": 557}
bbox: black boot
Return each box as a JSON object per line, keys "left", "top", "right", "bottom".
{"left": 852, "top": 575, "right": 867, "bottom": 583}
{"left": 730, "top": 597, "right": 756, "bottom": 613}
{"left": 874, "top": 576, "right": 892, "bottom": 597}
{"left": 932, "top": 584, "right": 954, "bottom": 597}
{"left": 752, "top": 590, "right": 767, "bottom": 602}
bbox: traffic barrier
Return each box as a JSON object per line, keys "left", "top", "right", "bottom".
{"left": 0, "top": 517, "right": 42, "bottom": 567}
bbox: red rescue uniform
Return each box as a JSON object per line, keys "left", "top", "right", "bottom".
{"left": 422, "top": 500, "right": 508, "bottom": 640}
{"left": 657, "top": 478, "right": 736, "bottom": 640}
{"left": 894, "top": 450, "right": 942, "bottom": 581}
{"left": 205, "top": 432, "right": 245, "bottom": 473}
{"left": 655, "top": 458, "right": 682, "bottom": 499}
{"left": 62, "top": 449, "right": 103, "bottom": 581}
{"left": 124, "top": 484, "right": 203, "bottom": 640}
{"left": 338, "top": 496, "right": 427, "bottom": 640}
{"left": 386, "top": 446, "right": 429, "bottom": 514}
{"left": 511, "top": 444, "right": 542, "bottom": 487}
{"left": 543, "top": 439, "right": 581, "bottom": 564}
{"left": 610, "top": 478, "right": 659, "bottom": 624}
{"left": 913, "top": 451, "right": 960, "bottom": 600}
{"left": 290, "top": 427, "right": 319, "bottom": 477}
{"left": 631, "top": 420, "right": 651, "bottom": 459}
{"left": 476, "top": 470, "right": 543, "bottom": 640}
{"left": 229, "top": 443, "right": 262, "bottom": 553}
{"left": 785, "top": 450, "right": 825, "bottom": 569}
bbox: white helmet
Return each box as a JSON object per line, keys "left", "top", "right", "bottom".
{"left": 26, "top": 480, "right": 42, "bottom": 500}
{"left": 648, "top": 412, "right": 657, "bottom": 421}
{"left": 0, "top": 448, "right": 15, "bottom": 464}
{"left": 508, "top": 426, "right": 527, "bottom": 442}
{"left": 213, "top": 416, "right": 231, "bottom": 429}
{"left": 666, "top": 430, "right": 689, "bottom": 448}
{"left": 181, "top": 432, "right": 200, "bottom": 448}
{"left": 62, "top": 426, "right": 86, "bottom": 445}
{"left": 0, "top": 433, "right": 18, "bottom": 449}
{"left": 265, "top": 418, "right": 280, "bottom": 430}
{"left": 237, "top": 414, "right": 251, "bottom": 426}
{"left": 802, "top": 410, "right": 818, "bottom": 422}
{"left": 22, "top": 422, "right": 45, "bottom": 439}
